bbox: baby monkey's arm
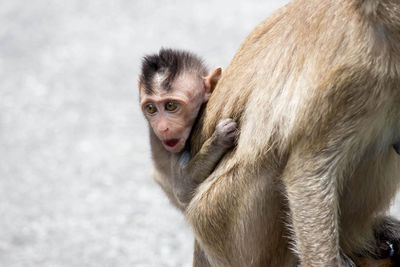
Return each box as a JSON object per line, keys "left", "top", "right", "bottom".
{"left": 173, "top": 118, "right": 237, "bottom": 205}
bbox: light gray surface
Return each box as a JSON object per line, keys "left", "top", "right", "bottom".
{"left": 1, "top": 1, "right": 400, "bottom": 267}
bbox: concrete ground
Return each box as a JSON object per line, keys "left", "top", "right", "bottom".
{"left": 1, "top": 1, "right": 399, "bottom": 267}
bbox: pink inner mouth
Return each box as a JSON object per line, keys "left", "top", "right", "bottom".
{"left": 164, "top": 139, "right": 179, "bottom": 147}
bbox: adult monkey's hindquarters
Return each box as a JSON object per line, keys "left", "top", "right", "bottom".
{"left": 187, "top": 0, "right": 400, "bottom": 266}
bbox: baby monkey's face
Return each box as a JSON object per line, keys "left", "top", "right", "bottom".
{"left": 140, "top": 72, "right": 208, "bottom": 153}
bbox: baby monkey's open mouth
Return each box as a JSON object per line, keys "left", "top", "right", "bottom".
{"left": 164, "top": 139, "right": 180, "bottom": 148}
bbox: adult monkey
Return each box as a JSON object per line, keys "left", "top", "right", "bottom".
{"left": 186, "top": 0, "right": 400, "bottom": 266}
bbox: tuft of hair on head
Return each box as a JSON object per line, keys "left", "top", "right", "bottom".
{"left": 139, "top": 48, "right": 208, "bottom": 94}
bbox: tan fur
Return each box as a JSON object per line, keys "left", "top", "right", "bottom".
{"left": 187, "top": 0, "right": 400, "bottom": 266}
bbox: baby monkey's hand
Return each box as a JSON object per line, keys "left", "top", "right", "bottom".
{"left": 215, "top": 118, "right": 238, "bottom": 148}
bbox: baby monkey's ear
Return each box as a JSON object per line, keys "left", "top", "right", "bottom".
{"left": 203, "top": 67, "right": 222, "bottom": 99}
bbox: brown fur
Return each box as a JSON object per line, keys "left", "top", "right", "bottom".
{"left": 186, "top": 0, "right": 400, "bottom": 266}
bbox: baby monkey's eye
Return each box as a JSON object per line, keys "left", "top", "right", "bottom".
{"left": 165, "top": 101, "right": 179, "bottom": 112}
{"left": 146, "top": 104, "right": 157, "bottom": 114}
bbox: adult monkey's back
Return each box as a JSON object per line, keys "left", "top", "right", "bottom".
{"left": 187, "top": 0, "right": 400, "bottom": 266}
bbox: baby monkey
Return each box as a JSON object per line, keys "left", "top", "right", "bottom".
{"left": 138, "top": 48, "right": 237, "bottom": 209}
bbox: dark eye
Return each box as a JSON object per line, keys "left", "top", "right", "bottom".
{"left": 165, "top": 101, "right": 179, "bottom": 112}
{"left": 146, "top": 104, "right": 157, "bottom": 114}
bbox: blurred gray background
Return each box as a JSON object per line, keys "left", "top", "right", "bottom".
{"left": 1, "top": 1, "right": 400, "bottom": 267}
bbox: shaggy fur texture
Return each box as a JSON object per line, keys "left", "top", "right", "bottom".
{"left": 187, "top": 0, "right": 400, "bottom": 266}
